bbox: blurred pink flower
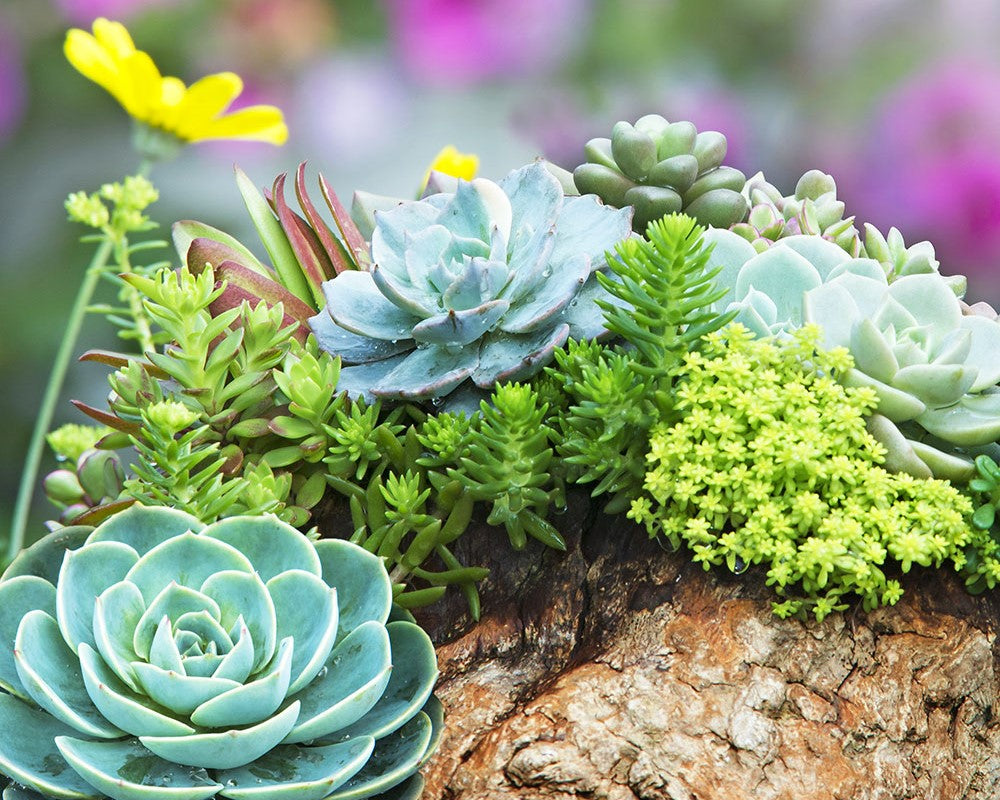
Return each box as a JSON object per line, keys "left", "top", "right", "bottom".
{"left": 0, "top": 20, "right": 25, "bottom": 141}
{"left": 382, "top": 0, "right": 590, "bottom": 87}
{"left": 55, "top": 0, "right": 180, "bottom": 24}
{"left": 844, "top": 60, "right": 1000, "bottom": 300}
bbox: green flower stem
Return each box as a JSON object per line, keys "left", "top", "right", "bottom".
{"left": 8, "top": 237, "right": 114, "bottom": 561}
{"left": 114, "top": 233, "right": 156, "bottom": 354}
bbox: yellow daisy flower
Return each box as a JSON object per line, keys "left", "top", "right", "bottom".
{"left": 64, "top": 18, "right": 288, "bottom": 154}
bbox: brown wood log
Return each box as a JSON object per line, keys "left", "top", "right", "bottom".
{"left": 393, "top": 492, "right": 1000, "bottom": 800}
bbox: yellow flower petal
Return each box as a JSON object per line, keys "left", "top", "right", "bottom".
{"left": 92, "top": 18, "right": 136, "bottom": 60}
{"left": 63, "top": 29, "right": 121, "bottom": 99}
{"left": 174, "top": 72, "right": 244, "bottom": 131}
{"left": 121, "top": 50, "right": 165, "bottom": 120}
{"left": 188, "top": 105, "right": 289, "bottom": 144}
{"left": 64, "top": 18, "right": 288, "bottom": 154}
{"left": 150, "top": 76, "right": 187, "bottom": 130}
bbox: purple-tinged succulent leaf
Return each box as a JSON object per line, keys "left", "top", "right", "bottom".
{"left": 79, "top": 350, "right": 169, "bottom": 380}
{"left": 185, "top": 237, "right": 274, "bottom": 280}
{"left": 213, "top": 261, "right": 316, "bottom": 323}
{"left": 269, "top": 173, "right": 333, "bottom": 308}
{"left": 296, "top": 163, "right": 356, "bottom": 275}
{"left": 411, "top": 300, "right": 509, "bottom": 346}
{"left": 319, "top": 173, "right": 372, "bottom": 270}
{"left": 371, "top": 346, "right": 480, "bottom": 400}
{"left": 308, "top": 311, "right": 411, "bottom": 365}
{"left": 234, "top": 165, "right": 312, "bottom": 307}
{"left": 172, "top": 221, "right": 269, "bottom": 277}
{"left": 472, "top": 324, "right": 570, "bottom": 388}
{"left": 70, "top": 402, "right": 140, "bottom": 436}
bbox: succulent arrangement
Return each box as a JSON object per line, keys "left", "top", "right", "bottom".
{"left": 11, "top": 17, "right": 1000, "bottom": 796}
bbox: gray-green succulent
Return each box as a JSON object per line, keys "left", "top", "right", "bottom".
{"left": 0, "top": 504, "right": 440, "bottom": 800}
{"left": 573, "top": 115, "right": 748, "bottom": 232}
{"left": 309, "top": 162, "right": 633, "bottom": 402}
{"left": 804, "top": 270, "right": 1000, "bottom": 480}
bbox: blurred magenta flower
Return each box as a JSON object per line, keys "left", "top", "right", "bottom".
{"left": 382, "top": 0, "right": 590, "bottom": 86}
{"left": 845, "top": 60, "right": 1000, "bottom": 299}
{"left": 55, "top": 0, "right": 181, "bottom": 23}
{"left": 0, "top": 18, "right": 25, "bottom": 141}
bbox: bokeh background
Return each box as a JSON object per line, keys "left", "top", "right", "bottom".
{"left": 3, "top": 0, "right": 1000, "bottom": 537}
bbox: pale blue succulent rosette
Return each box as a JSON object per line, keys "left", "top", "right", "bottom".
{"left": 309, "top": 161, "right": 633, "bottom": 402}
{"left": 0, "top": 505, "right": 441, "bottom": 800}
{"left": 701, "top": 228, "right": 1000, "bottom": 480}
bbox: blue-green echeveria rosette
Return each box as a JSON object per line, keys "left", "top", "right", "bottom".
{"left": 0, "top": 505, "right": 440, "bottom": 800}
{"left": 308, "top": 162, "right": 633, "bottom": 401}
{"left": 803, "top": 270, "right": 1000, "bottom": 480}
{"left": 698, "top": 227, "right": 1000, "bottom": 479}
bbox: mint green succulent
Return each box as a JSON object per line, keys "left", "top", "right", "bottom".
{"left": 700, "top": 228, "right": 890, "bottom": 338}
{"left": 573, "top": 115, "right": 748, "bottom": 232}
{"left": 0, "top": 505, "right": 440, "bottom": 800}
{"left": 731, "top": 170, "right": 862, "bottom": 255}
{"left": 804, "top": 271, "right": 1000, "bottom": 480}
{"left": 309, "top": 162, "right": 633, "bottom": 401}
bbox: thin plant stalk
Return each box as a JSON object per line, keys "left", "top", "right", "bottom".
{"left": 8, "top": 237, "right": 114, "bottom": 560}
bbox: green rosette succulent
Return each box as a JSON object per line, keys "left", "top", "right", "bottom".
{"left": 731, "top": 170, "right": 862, "bottom": 255}
{"left": 308, "top": 162, "right": 633, "bottom": 401}
{"left": 573, "top": 115, "right": 748, "bottom": 232}
{"left": 804, "top": 271, "right": 1000, "bottom": 480}
{"left": 700, "top": 229, "right": 891, "bottom": 338}
{"left": 0, "top": 505, "right": 440, "bottom": 800}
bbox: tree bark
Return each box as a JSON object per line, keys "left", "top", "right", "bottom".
{"left": 398, "top": 493, "right": 1000, "bottom": 800}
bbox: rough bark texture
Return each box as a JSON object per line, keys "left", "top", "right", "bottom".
{"left": 402, "top": 494, "right": 1000, "bottom": 800}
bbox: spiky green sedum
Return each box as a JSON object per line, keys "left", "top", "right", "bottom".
{"left": 629, "top": 324, "right": 975, "bottom": 620}
{"left": 544, "top": 213, "right": 735, "bottom": 514}
{"left": 0, "top": 505, "right": 440, "bottom": 800}
{"left": 450, "top": 383, "right": 565, "bottom": 552}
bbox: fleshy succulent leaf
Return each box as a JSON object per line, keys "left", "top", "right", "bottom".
{"left": 215, "top": 739, "right": 375, "bottom": 800}
{"left": 266, "top": 570, "right": 338, "bottom": 694}
{"left": 55, "top": 736, "right": 223, "bottom": 800}
{"left": 0, "top": 694, "right": 100, "bottom": 800}
{"left": 56, "top": 541, "right": 138, "bottom": 653}
{"left": 324, "top": 713, "right": 433, "bottom": 800}
{"left": 140, "top": 701, "right": 301, "bottom": 770}
{"left": 283, "top": 621, "right": 392, "bottom": 744}
{"left": 14, "top": 610, "right": 124, "bottom": 738}
{"left": 0, "top": 575, "right": 57, "bottom": 700}
{"left": 314, "top": 540, "right": 393, "bottom": 639}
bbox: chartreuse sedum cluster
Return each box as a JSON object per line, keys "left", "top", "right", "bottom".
{"left": 628, "top": 324, "right": 974, "bottom": 620}
{"left": 0, "top": 505, "right": 440, "bottom": 800}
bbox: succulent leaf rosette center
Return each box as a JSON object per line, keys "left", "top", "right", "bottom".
{"left": 0, "top": 505, "right": 440, "bottom": 800}
{"left": 308, "top": 162, "right": 633, "bottom": 401}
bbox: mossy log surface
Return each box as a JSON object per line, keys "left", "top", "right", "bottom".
{"left": 327, "top": 492, "right": 1000, "bottom": 799}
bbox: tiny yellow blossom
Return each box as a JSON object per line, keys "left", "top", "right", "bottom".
{"left": 64, "top": 18, "right": 287, "bottom": 153}
{"left": 423, "top": 145, "right": 479, "bottom": 187}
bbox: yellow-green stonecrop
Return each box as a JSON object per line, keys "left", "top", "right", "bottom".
{"left": 629, "top": 323, "right": 977, "bottom": 620}
{"left": 64, "top": 18, "right": 287, "bottom": 159}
